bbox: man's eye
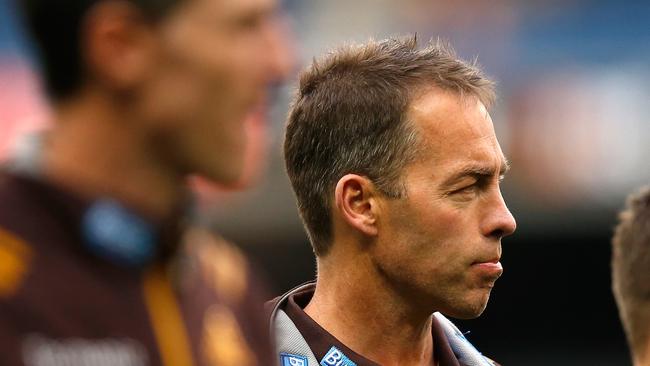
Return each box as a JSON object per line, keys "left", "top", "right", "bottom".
{"left": 452, "top": 178, "right": 493, "bottom": 195}
{"left": 452, "top": 184, "right": 477, "bottom": 195}
{"left": 237, "top": 15, "right": 263, "bottom": 30}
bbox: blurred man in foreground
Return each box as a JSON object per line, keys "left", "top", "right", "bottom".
{"left": 0, "top": 0, "right": 291, "bottom": 364}
{"left": 270, "top": 37, "right": 516, "bottom": 366}
{"left": 612, "top": 186, "right": 650, "bottom": 366}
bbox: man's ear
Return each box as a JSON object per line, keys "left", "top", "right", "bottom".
{"left": 334, "top": 174, "right": 379, "bottom": 237}
{"left": 82, "top": 0, "right": 157, "bottom": 91}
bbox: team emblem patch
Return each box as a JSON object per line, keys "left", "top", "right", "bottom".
{"left": 280, "top": 352, "right": 308, "bottom": 366}
{"left": 320, "top": 346, "right": 357, "bottom": 366}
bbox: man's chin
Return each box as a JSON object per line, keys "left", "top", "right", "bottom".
{"left": 442, "top": 307, "right": 486, "bottom": 320}
{"left": 441, "top": 295, "right": 491, "bottom": 319}
{"left": 193, "top": 158, "right": 246, "bottom": 189}
{"left": 207, "top": 167, "right": 245, "bottom": 188}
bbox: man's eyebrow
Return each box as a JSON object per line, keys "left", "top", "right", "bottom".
{"left": 442, "top": 158, "right": 511, "bottom": 186}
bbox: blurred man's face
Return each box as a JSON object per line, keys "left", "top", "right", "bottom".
{"left": 140, "top": 0, "right": 292, "bottom": 184}
{"left": 373, "top": 90, "right": 516, "bottom": 319}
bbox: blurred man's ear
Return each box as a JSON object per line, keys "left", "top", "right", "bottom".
{"left": 82, "top": 0, "right": 157, "bottom": 91}
{"left": 333, "top": 174, "right": 379, "bottom": 237}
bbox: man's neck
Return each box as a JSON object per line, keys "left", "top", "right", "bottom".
{"left": 42, "top": 90, "right": 184, "bottom": 220}
{"left": 305, "top": 251, "right": 434, "bottom": 366}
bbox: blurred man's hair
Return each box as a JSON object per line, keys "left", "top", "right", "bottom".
{"left": 612, "top": 185, "right": 650, "bottom": 362}
{"left": 20, "top": 0, "right": 179, "bottom": 100}
{"left": 284, "top": 35, "right": 495, "bottom": 256}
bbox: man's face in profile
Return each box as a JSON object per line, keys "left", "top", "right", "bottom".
{"left": 372, "top": 89, "right": 516, "bottom": 319}
{"left": 139, "top": 0, "right": 292, "bottom": 184}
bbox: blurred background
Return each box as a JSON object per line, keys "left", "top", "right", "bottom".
{"left": 2, "top": 0, "right": 649, "bottom": 364}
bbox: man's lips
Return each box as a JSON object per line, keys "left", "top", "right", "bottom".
{"left": 471, "top": 259, "right": 503, "bottom": 279}
{"left": 472, "top": 257, "right": 500, "bottom": 265}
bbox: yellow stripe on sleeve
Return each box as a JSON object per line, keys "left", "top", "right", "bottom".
{"left": 142, "top": 265, "right": 195, "bottom": 366}
{"left": 0, "top": 228, "right": 32, "bottom": 298}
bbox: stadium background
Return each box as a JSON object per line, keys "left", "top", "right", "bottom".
{"left": 2, "top": 0, "right": 649, "bottom": 364}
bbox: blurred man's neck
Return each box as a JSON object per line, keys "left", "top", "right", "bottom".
{"left": 305, "top": 240, "right": 434, "bottom": 366}
{"left": 42, "top": 88, "right": 184, "bottom": 220}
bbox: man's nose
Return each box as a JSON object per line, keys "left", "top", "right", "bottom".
{"left": 264, "top": 16, "right": 295, "bottom": 82}
{"left": 481, "top": 190, "right": 517, "bottom": 240}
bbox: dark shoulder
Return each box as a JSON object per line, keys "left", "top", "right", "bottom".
{"left": 0, "top": 172, "right": 46, "bottom": 298}
{"left": 0, "top": 170, "right": 76, "bottom": 299}
{"left": 0, "top": 171, "right": 44, "bottom": 265}
{"left": 0, "top": 171, "right": 34, "bottom": 216}
{"left": 0, "top": 171, "right": 56, "bottom": 234}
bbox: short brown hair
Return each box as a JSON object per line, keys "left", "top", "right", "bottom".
{"left": 612, "top": 185, "right": 650, "bottom": 361}
{"left": 284, "top": 36, "right": 495, "bottom": 256}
